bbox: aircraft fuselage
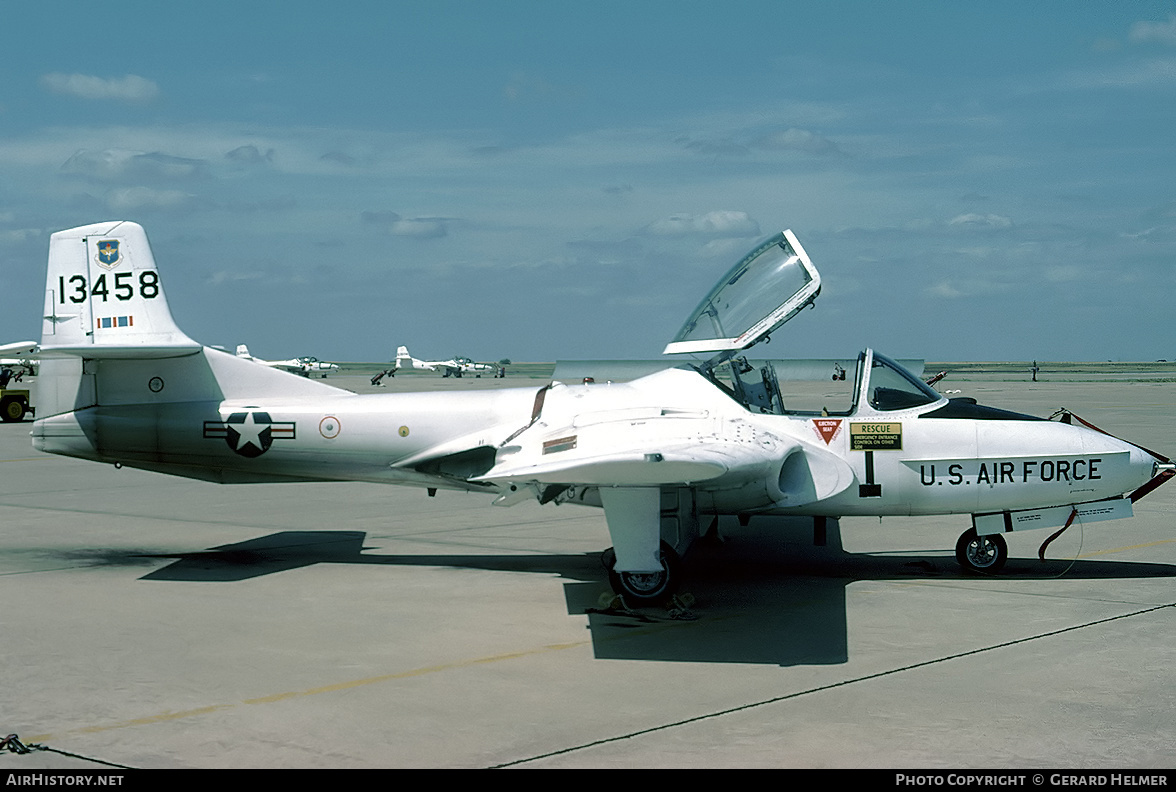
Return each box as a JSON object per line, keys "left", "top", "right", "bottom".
{"left": 34, "top": 356, "right": 1155, "bottom": 525}
{"left": 31, "top": 221, "right": 1171, "bottom": 601}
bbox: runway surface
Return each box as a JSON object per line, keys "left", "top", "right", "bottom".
{"left": 1, "top": 372, "right": 1173, "bottom": 769}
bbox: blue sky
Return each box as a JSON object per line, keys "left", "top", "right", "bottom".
{"left": 2, "top": 2, "right": 1174, "bottom": 363}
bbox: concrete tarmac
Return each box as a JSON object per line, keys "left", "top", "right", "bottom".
{"left": 1, "top": 372, "right": 1173, "bottom": 769}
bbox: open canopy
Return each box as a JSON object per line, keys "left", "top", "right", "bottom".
{"left": 663, "top": 229, "right": 820, "bottom": 357}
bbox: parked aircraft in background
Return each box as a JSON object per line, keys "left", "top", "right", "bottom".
{"left": 396, "top": 346, "right": 502, "bottom": 378}
{"left": 394, "top": 345, "right": 441, "bottom": 373}
{"left": 235, "top": 344, "right": 339, "bottom": 378}
{"left": 441, "top": 355, "right": 502, "bottom": 378}
{"left": 293, "top": 356, "right": 340, "bottom": 378}
{"left": 371, "top": 346, "right": 504, "bottom": 384}
{"left": 0, "top": 340, "right": 38, "bottom": 421}
{"left": 0, "top": 340, "right": 39, "bottom": 378}
{"left": 32, "top": 222, "right": 1173, "bottom": 605}
{"left": 370, "top": 345, "right": 436, "bottom": 384}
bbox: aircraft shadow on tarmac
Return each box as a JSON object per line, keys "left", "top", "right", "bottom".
{"left": 125, "top": 518, "right": 1175, "bottom": 667}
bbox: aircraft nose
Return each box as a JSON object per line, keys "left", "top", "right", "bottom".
{"left": 1130, "top": 457, "right": 1175, "bottom": 504}
{"left": 1100, "top": 432, "right": 1173, "bottom": 504}
{"left": 1057, "top": 408, "right": 1172, "bottom": 501}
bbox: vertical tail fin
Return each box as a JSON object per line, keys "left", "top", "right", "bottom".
{"left": 34, "top": 222, "right": 340, "bottom": 467}
{"left": 396, "top": 345, "right": 411, "bottom": 362}
{"left": 42, "top": 221, "right": 198, "bottom": 356}
{"left": 35, "top": 221, "right": 337, "bottom": 431}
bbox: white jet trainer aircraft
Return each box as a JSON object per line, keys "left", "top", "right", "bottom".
{"left": 234, "top": 344, "right": 339, "bottom": 378}
{"left": 0, "top": 340, "right": 39, "bottom": 378}
{"left": 394, "top": 345, "right": 441, "bottom": 373}
{"left": 396, "top": 346, "right": 501, "bottom": 378}
{"left": 34, "top": 222, "right": 1174, "bottom": 604}
{"left": 368, "top": 346, "right": 442, "bottom": 385}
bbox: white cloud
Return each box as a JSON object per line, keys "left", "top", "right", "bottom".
{"left": 106, "top": 186, "right": 197, "bottom": 212}
{"left": 40, "top": 73, "right": 160, "bottom": 103}
{"left": 1129, "top": 15, "right": 1176, "bottom": 46}
{"left": 320, "top": 151, "right": 357, "bottom": 166}
{"left": 699, "top": 237, "right": 757, "bottom": 259}
{"left": 361, "top": 210, "right": 400, "bottom": 227}
{"left": 754, "top": 128, "right": 842, "bottom": 156}
{"left": 682, "top": 137, "right": 749, "bottom": 157}
{"left": 1043, "top": 265, "right": 1083, "bottom": 283}
{"left": 503, "top": 71, "right": 566, "bottom": 103}
{"left": 61, "top": 149, "right": 206, "bottom": 182}
{"left": 927, "top": 282, "right": 964, "bottom": 299}
{"left": 225, "top": 145, "right": 274, "bottom": 167}
{"left": 948, "top": 213, "right": 1013, "bottom": 230}
{"left": 644, "top": 210, "right": 760, "bottom": 238}
{"left": 207, "top": 270, "right": 266, "bottom": 286}
{"left": 361, "top": 211, "right": 448, "bottom": 238}
{"left": 389, "top": 217, "right": 448, "bottom": 238}
{"left": 0, "top": 228, "right": 41, "bottom": 245}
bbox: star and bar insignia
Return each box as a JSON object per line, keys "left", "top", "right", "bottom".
{"left": 203, "top": 411, "right": 295, "bottom": 458}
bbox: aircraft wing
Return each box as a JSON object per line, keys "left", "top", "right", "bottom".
{"left": 474, "top": 443, "right": 733, "bottom": 486}
{"left": 471, "top": 402, "right": 798, "bottom": 487}
{"left": 0, "top": 341, "right": 39, "bottom": 357}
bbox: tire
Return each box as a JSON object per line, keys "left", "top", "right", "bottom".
{"left": 602, "top": 541, "right": 680, "bottom": 605}
{"left": 1, "top": 398, "right": 25, "bottom": 423}
{"left": 955, "top": 528, "right": 1007, "bottom": 574}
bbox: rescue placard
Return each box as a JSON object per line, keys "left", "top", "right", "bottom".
{"left": 850, "top": 422, "right": 902, "bottom": 451}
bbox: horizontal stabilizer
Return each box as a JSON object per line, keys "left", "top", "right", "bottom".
{"left": 39, "top": 344, "right": 202, "bottom": 360}
{"left": 0, "top": 341, "right": 38, "bottom": 357}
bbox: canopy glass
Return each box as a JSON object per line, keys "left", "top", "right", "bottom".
{"left": 663, "top": 230, "right": 820, "bottom": 357}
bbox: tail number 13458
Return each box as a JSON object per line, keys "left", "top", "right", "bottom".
{"left": 58, "top": 272, "right": 160, "bottom": 303}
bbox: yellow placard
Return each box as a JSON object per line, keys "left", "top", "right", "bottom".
{"left": 850, "top": 422, "right": 902, "bottom": 450}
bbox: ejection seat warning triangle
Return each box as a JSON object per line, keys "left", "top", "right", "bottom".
{"left": 812, "top": 418, "right": 843, "bottom": 445}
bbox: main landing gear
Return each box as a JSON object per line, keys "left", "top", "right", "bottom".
{"left": 601, "top": 541, "right": 681, "bottom": 606}
{"left": 955, "top": 527, "right": 1007, "bottom": 574}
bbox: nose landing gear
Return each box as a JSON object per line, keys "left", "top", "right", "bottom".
{"left": 955, "top": 528, "right": 1008, "bottom": 574}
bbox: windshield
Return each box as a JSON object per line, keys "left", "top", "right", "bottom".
{"left": 866, "top": 352, "right": 942, "bottom": 411}
{"left": 702, "top": 356, "right": 862, "bottom": 416}
{"left": 697, "top": 350, "right": 935, "bottom": 416}
{"left": 664, "top": 230, "right": 820, "bottom": 356}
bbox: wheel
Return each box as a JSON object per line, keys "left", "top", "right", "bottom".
{"left": 955, "top": 528, "right": 1007, "bottom": 573}
{"left": 1, "top": 398, "right": 25, "bottom": 423}
{"left": 602, "top": 541, "right": 680, "bottom": 605}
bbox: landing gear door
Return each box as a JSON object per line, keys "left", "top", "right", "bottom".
{"left": 662, "top": 230, "right": 821, "bottom": 357}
